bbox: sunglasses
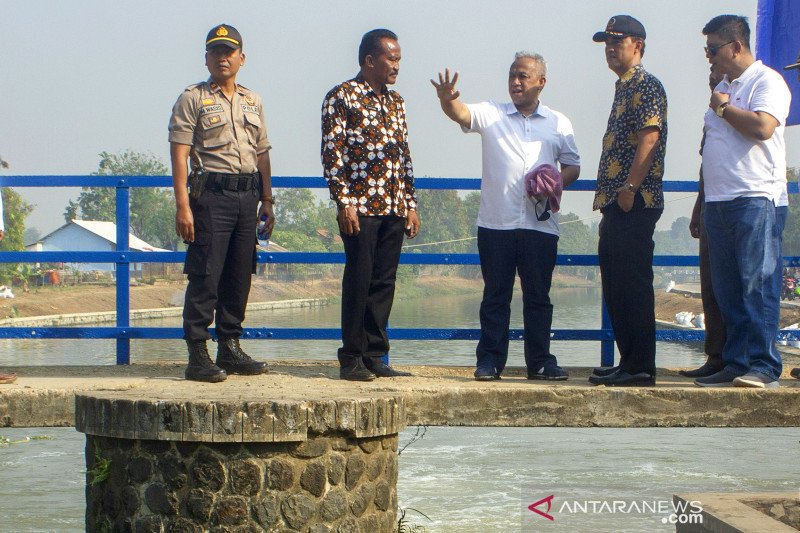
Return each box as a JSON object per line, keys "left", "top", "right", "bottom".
{"left": 704, "top": 40, "right": 736, "bottom": 57}
{"left": 535, "top": 199, "right": 551, "bottom": 222}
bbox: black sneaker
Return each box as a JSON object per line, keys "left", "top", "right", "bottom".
{"left": 528, "top": 364, "right": 569, "bottom": 381}
{"left": 694, "top": 367, "right": 744, "bottom": 388}
{"left": 186, "top": 340, "right": 227, "bottom": 383}
{"left": 216, "top": 337, "right": 268, "bottom": 375}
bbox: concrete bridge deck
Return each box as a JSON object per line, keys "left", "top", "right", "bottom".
{"left": 2, "top": 362, "right": 799, "bottom": 429}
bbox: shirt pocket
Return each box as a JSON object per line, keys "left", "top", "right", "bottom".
{"left": 200, "top": 114, "right": 231, "bottom": 148}
{"left": 243, "top": 112, "right": 261, "bottom": 145}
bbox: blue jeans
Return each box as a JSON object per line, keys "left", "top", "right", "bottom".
{"left": 704, "top": 197, "right": 783, "bottom": 380}
{"left": 476, "top": 227, "right": 558, "bottom": 375}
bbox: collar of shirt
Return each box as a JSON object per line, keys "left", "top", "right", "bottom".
{"left": 616, "top": 64, "right": 644, "bottom": 87}
{"left": 722, "top": 60, "right": 762, "bottom": 89}
{"left": 504, "top": 101, "right": 548, "bottom": 119}
{"left": 352, "top": 75, "right": 395, "bottom": 103}
{"left": 206, "top": 79, "right": 249, "bottom": 97}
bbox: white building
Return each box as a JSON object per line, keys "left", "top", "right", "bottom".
{"left": 26, "top": 220, "right": 169, "bottom": 274}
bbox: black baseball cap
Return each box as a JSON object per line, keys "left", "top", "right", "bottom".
{"left": 593, "top": 15, "right": 646, "bottom": 42}
{"left": 205, "top": 24, "right": 242, "bottom": 50}
{"left": 785, "top": 52, "right": 800, "bottom": 71}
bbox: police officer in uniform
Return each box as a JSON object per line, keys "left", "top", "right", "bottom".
{"left": 169, "top": 24, "right": 274, "bottom": 382}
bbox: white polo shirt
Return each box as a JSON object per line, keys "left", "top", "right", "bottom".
{"left": 702, "top": 60, "right": 792, "bottom": 203}
{"left": 463, "top": 101, "right": 580, "bottom": 236}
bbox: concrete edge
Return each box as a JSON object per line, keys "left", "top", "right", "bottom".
{"left": 74, "top": 393, "right": 406, "bottom": 443}
{"left": 674, "top": 493, "right": 798, "bottom": 533}
{"left": 0, "top": 298, "right": 327, "bottom": 327}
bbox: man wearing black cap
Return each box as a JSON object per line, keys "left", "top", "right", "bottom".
{"left": 588, "top": 15, "right": 668, "bottom": 387}
{"left": 169, "top": 24, "right": 274, "bottom": 382}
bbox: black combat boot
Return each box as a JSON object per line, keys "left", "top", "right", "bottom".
{"left": 338, "top": 354, "right": 376, "bottom": 381}
{"left": 185, "top": 340, "right": 227, "bottom": 383}
{"left": 216, "top": 337, "right": 268, "bottom": 375}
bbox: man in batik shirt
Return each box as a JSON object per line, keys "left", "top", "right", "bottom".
{"left": 321, "top": 28, "right": 420, "bottom": 381}
{"left": 588, "top": 15, "right": 668, "bottom": 387}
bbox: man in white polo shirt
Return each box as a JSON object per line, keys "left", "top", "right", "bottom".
{"left": 696, "top": 15, "right": 792, "bottom": 388}
{"left": 431, "top": 52, "right": 580, "bottom": 381}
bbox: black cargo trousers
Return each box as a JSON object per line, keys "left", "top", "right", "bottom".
{"left": 182, "top": 176, "right": 260, "bottom": 341}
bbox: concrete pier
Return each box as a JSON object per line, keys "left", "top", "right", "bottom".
{"left": 77, "top": 391, "right": 404, "bottom": 532}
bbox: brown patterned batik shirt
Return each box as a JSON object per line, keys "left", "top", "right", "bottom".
{"left": 593, "top": 64, "right": 668, "bottom": 210}
{"left": 321, "top": 76, "right": 417, "bottom": 217}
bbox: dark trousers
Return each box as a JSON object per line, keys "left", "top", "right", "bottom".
{"left": 698, "top": 209, "right": 725, "bottom": 363}
{"left": 475, "top": 227, "right": 559, "bottom": 375}
{"left": 183, "top": 187, "right": 259, "bottom": 340}
{"left": 598, "top": 195, "right": 662, "bottom": 375}
{"left": 339, "top": 216, "right": 406, "bottom": 359}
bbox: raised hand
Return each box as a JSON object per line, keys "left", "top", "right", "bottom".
{"left": 430, "top": 68, "right": 461, "bottom": 102}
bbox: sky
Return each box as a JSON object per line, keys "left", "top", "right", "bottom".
{"left": 3, "top": 0, "right": 798, "bottom": 237}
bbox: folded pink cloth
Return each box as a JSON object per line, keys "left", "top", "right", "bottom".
{"left": 525, "top": 163, "right": 563, "bottom": 213}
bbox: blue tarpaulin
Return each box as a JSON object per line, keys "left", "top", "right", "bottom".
{"left": 757, "top": 0, "right": 800, "bottom": 126}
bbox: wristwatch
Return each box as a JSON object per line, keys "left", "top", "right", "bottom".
{"left": 715, "top": 101, "right": 729, "bottom": 118}
{"left": 622, "top": 182, "right": 638, "bottom": 193}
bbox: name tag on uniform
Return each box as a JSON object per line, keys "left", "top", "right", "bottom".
{"left": 241, "top": 104, "right": 259, "bottom": 114}
{"left": 199, "top": 104, "right": 224, "bottom": 115}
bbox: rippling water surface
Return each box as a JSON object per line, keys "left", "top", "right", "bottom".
{"left": 1, "top": 427, "right": 798, "bottom": 532}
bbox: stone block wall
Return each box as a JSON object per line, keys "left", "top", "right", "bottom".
{"left": 85, "top": 432, "right": 398, "bottom": 533}
{"left": 742, "top": 498, "right": 800, "bottom": 530}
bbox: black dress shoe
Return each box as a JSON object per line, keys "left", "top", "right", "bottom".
{"left": 339, "top": 355, "right": 376, "bottom": 381}
{"left": 789, "top": 367, "right": 800, "bottom": 380}
{"left": 678, "top": 360, "right": 723, "bottom": 378}
{"left": 588, "top": 370, "right": 655, "bottom": 387}
{"left": 364, "top": 358, "right": 412, "bottom": 377}
{"left": 592, "top": 365, "right": 619, "bottom": 377}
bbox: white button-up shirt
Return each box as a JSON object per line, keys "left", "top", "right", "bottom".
{"left": 463, "top": 101, "right": 580, "bottom": 236}
{"left": 702, "top": 61, "right": 791, "bottom": 204}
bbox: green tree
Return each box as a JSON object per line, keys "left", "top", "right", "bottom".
{"left": 0, "top": 188, "right": 33, "bottom": 252}
{"left": 783, "top": 168, "right": 800, "bottom": 256}
{"left": 0, "top": 159, "right": 34, "bottom": 285}
{"left": 273, "top": 188, "right": 339, "bottom": 251}
{"left": 414, "top": 189, "right": 472, "bottom": 253}
{"left": 557, "top": 212, "right": 597, "bottom": 254}
{"left": 64, "top": 150, "right": 177, "bottom": 249}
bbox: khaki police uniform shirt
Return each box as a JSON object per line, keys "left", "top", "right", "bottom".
{"left": 168, "top": 80, "right": 270, "bottom": 174}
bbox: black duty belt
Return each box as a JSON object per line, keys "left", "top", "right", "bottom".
{"left": 205, "top": 172, "right": 260, "bottom": 191}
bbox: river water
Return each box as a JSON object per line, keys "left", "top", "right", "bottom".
{"left": 1, "top": 288, "right": 799, "bottom": 532}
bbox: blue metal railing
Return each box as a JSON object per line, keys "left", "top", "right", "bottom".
{"left": 0, "top": 175, "right": 796, "bottom": 365}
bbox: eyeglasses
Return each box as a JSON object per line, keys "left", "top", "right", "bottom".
{"left": 704, "top": 41, "right": 736, "bottom": 57}
{"left": 535, "top": 199, "right": 551, "bottom": 222}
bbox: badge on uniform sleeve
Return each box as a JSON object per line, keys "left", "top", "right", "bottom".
{"left": 245, "top": 95, "right": 255, "bottom": 106}
{"left": 202, "top": 98, "right": 215, "bottom": 106}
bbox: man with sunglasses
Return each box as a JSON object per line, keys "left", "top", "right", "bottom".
{"left": 431, "top": 52, "right": 580, "bottom": 381}
{"left": 589, "top": 15, "right": 667, "bottom": 387}
{"left": 696, "top": 15, "right": 791, "bottom": 388}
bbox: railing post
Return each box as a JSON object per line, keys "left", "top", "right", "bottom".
{"left": 115, "top": 178, "right": 131, "bottom": 365}
{"left": 600, "top": 296, "right": 615, "bottom": 367}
